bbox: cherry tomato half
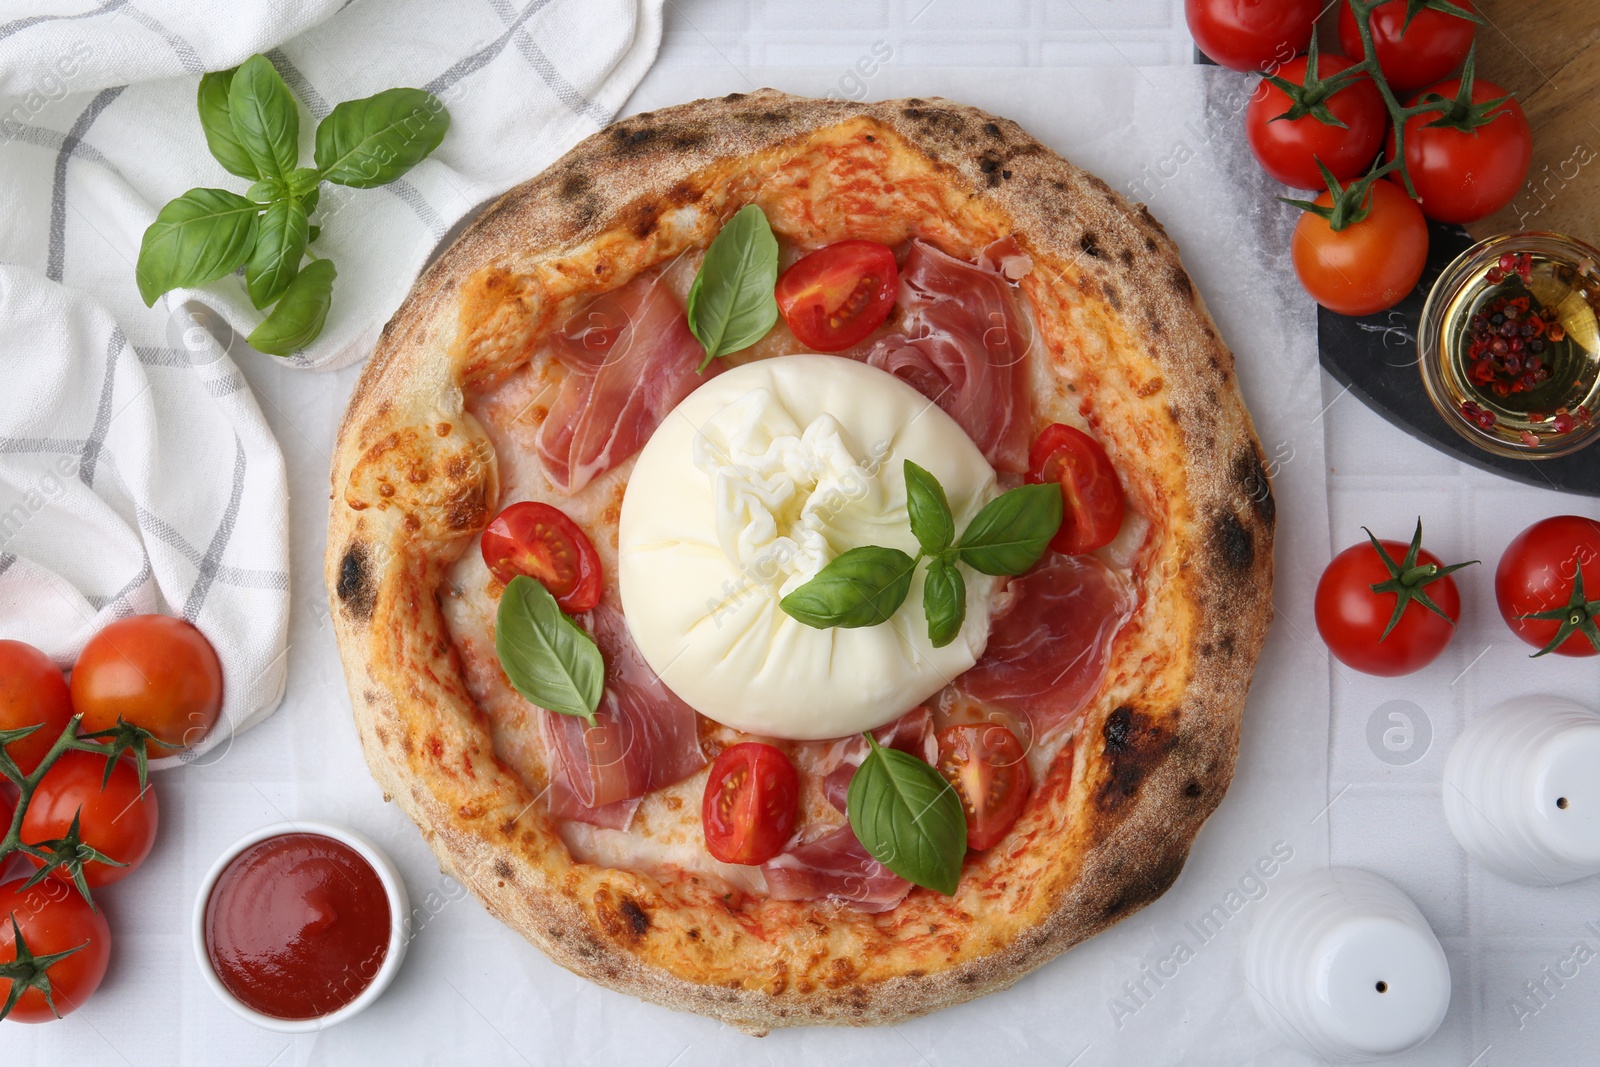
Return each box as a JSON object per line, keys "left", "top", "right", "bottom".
{"left": 0, "top": 641, "right": 74, "bottom": 775}
{"left": 1495, "top": 515, "right": 1600, "bottom": 658}
{"left": 701, "top": 742, "right": 799, "bottom": 866}
{"left": 1185, "top": 0, "right": 1321, "bottom": 73}
{"left": 1338, "top": 0, "right": 1477, "bottom": 98}
{"left": 1291, "top": 179, "right": 1428, "bottom": 316}
{"left": 1315, "top": 536, "right": 1463, "bottom": 676}
{"left": 22, "top": 751, "right": 159, "bottom": 888}
{"left": 71, "top": 615, "right": 223, "bottom": 751}
{"left": 1245, "top": 54, "right": 1387, "bottom": 190}
{"left": 481, "top": 501, "right": 603, "bottom": 613}
{"left": 1026, "top": 424, "right": 1125, "bottom": 556}
{"left": 936, "top": 722, "right": 1031, "bottom": 851}
{"left": 774, "top": 240, "right": 899, "bottom": 352}
{"left": 1388, "top": 77, "right": 1531, "bottom": 224}
{"left": 0, "top": 877, "right": 110, "bottom": 1023}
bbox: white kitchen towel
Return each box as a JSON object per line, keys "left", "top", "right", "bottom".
{"left": 0, "top": 0, "right": 665, "bottom": 757}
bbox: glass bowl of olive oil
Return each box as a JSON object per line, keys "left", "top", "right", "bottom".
{"left": 1419, "top": 231, "right": 1600, "bottom": 459}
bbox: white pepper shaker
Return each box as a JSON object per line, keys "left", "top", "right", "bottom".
{"left": 1442, "top": 695, "right": 1600, "bottom": 885}
{"left": 1244, "top": 867, "right": 1451, "bottom": 1062}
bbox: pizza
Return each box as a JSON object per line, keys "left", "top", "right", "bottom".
{"left": 325, "top": 90, "right": 1275, "bottom": 1033}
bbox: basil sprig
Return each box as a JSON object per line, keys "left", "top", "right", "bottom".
{"left": 847, "top": 734, "right": 967, "bottom": 895}
{"left": 686, "top": 204, "right": 779, "bottom": 371}
{"left": 136, "top": 54, "right": 450, "bottom": 356}
{"left": 495, "top": 575, "right": 604, "bottom": 725}
{"left": 780, "top": 460, "right": 1062, "bottom": 646}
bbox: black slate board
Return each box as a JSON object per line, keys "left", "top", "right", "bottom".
{"left": 1317, "top": 220, "right": 1600, "bottom": 497}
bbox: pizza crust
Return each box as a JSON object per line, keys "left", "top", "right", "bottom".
{"left": 325, "top": 90, "right": 1275, "bottom": 1033}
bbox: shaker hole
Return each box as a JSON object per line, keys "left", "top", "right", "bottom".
{"left": 1557, "top": 797, "right": 1569, "bottom": 810}
{"left": 1375, "top": 981, "right": 1389, "bottom": 994}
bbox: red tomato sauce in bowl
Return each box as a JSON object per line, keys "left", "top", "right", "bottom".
{"left": 203, "top": 832, "right": 393, "bottom": 1021}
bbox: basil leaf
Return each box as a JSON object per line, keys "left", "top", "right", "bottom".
{"left": 287, "top": 166, "right": 321, "bottom": 199}
{"left": 494, "top": 575, "right": 603, "bottom": 725}
{"left": 135, "top": 188, "right": 261, "bottom": 306}
{"left": 957, "top": 483, "right": 1063, "bottom": 576}
{"left": 924, "top": 557, "right": 966, "bottom": 648}
{"left": 246, "top": 257, "right": 335, "bottom": 355}
{"left": 307, "top": 224, "right": 322, "bottom": 244}
{"left": 245, "top": 177, "right": 287, "bottom": 203}
{"left": 847, "top": 735, "right": 967, "bottom": 895}
{"left": 904, "top": 460, "right": 955, "bottom": 555}
{"left": 315, "top": 87, "right": 450, "bottom": 189}
{"left": 245, "top": 198, "right": 309, "bottom": 309}
{"left": 686, "top": 204, "right": 779, "bottom": 370}
{"left": 227, "top": 54, "right": 301, "bottom": 181}
{"left": 196, "top": 67, "right": 258, "bottom": 180}
{"left": 779, "top": 546, "right": 917, "bottom": 629}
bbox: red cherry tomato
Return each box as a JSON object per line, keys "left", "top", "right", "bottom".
{"left": 936, "top": 722, "right": 1031, "bottom": 851}
{"left": 1245, "top": 54, "right": 1387, "bottom": 190}
{"left": 1387, "top": 77, "right": 1532, "bottom": 224}
{"left": 22, "top": 751, "right": 159, "bottom": 888}
{"left": 1186, "top": 0, "right": 1320, "bottom": 72}
{"left": 774, "top": 240, "right": 899, "bottom": 352}
{"left": 71, "top": 615, "right": 223, "bottom": 751}
{"left": 481, "top": 501, "right": 602, "bottom": 612}
{"left": 0, "top": 641, "right": 74, "bottom": 775}
{"left": 1338, "top": 0, "right": 1477, "bottom": 97}
{"left": 1291, "top": 180, "right": 1429, "bottom": 316}
{"left": 1315, "top": 535, "right": 1463, "bottom": 676}
{"left": 1026, "top": 424, "right": 1125, "bottom": 556}
{"left": 0, "top": 877, "right": 111, "bottom": 1023}
{"left": 701, "top": 742, "right": 799, "bottom": 866}
{"left": 1495, "top": 515, "right": 1600, "bottom": 658}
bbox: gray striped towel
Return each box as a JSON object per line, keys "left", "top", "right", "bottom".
{"left": 0, "top": 0, "right": 664, "bottom": 760}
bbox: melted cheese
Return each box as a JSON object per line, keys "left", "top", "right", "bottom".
{"left": 618, "top": 355, "right": 999, "bottom": 740}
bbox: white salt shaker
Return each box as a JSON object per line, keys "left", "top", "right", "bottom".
{"left": 1442, "top": 695, "right": 1600, "bottom": 885}
{"left": 1244, "top": 868, "right": 1451, "bottom": 1062}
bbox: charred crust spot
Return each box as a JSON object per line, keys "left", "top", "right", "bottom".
{"left": 1169, "top": 266, "right": 1194, "bottom": 300}
{"left": 1118, "top": 248, "right": 1134, "bottom": 267}
{"left": 558, "top": 173, "right": 591, "bottom": 201}
{"left": 1143, "top": 236, "right": 1157, "bottom": 252}
{"left": 492, "top": 858, "right": 513, "bottom": 881}
{"left": 977, "top": 150, "right": 1005, "bottom": 186}
{"left": 336, "top": 542, "right": 374, "bottom": 620}
{"left": 1078, "top": 232, "right": 1102, "bottom": 258}
{"left": 1185, "top": 779, "right": 1204, "bottom": 798}
{"left": 687, "top": 928, "right": 701, "bottom": 940}
{"left": 1098, "top": 706, "right": 1174, "bottom": 812}
{"left": 1234, "top": 448, "right": 1276, "bottom": 528}
{"left": 627, "top": 199, "right": 659, "bottom": 239}
{"left": 1001, "top": 168, "right": 1012, "bottom": 179}
{"left": 1102, "top": 852, "right": 1187, "bottom": 921}
{"left": 610, "top": 124, "right": 658, "bottom": 152}
{"left": 1103, "top": 282, "right": 1121, "bottom": 311}
{"left": 1215, "top": 510, "right": 1256, "bottom": 571}
{"left": 739, "top": 109, "right": 785, "bottom": 125}
{"left": 983, "top": 121, "right": 1002, "bottom": 137}
{"left": 620, "top": 896, "right": 651, "bottom": 937}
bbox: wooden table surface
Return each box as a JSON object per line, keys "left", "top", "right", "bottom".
{"left": 1468, "top": 0, "right": 1600, "bottom": 243}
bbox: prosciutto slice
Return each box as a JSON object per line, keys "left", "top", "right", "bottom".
{"left": 542, "top": 605, "right": 708, "bottom": 829}
{"left": 762, "top": 824, "right": 911, "bottom": 913}
{"left": 535, "top": 274, "right": 710, "bottom": 493}
{"left": 958, "top": 554, "right": 1134, "bottom": 738}
{"left": 820, "top": 706, "right": 937, "bottom": 813}
{"left": 862, "top": 240, "right": 1033, "bottom": 472}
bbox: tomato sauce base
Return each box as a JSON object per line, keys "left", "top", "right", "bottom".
{"left": 204, "top": 833, "right": 392, "bottom": 1020}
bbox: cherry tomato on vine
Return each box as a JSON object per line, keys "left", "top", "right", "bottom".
{"left": 71, "top": 615, "right": 223, "bottom": 751}
{"left": 0, "top": 877, "right": 111, "bottom": 1023}
{"left": 1315, "top": 521, "right": 1475, "bottom": 676}
{"left": 1388, "top": 75, "right": 1531, "bottom": 224}
{"left": 22, "top": 751, "right": 159, "bottom": 888}
{"left": 1495, "top": 515, "right": 1600, "bottom": 658}
{"left": 1026, "top": 424, "right": 1125, "bottom": 556}
{"left": 481, "top": 501, "right": 603, "bottom": 613}
{"left": 1338, "top": 0, "right": 1478, "bottom": 98}
{"left": 1246, "top": 53, "right": 1388, "bottom": 190}
{"left": 936, "top": 722, "right": 1031, "bottom": 851}
{"left": 701, "top": 743, "right": 799, "bottom": 866}
{"left": 0, "top": 641, "right": 73, "bottom": 776}
{"left": 1292, "top": 179, "right": 1428, "bottom": 316}
{"left": 774, "top": 240, "right": 899, "bottom": 352}
{"left": 1185, "top": 0, "right": 1321, "bottom": 73}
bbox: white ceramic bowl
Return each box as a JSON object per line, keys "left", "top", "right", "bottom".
{"left": 192, "top": 820, "right": 410, "bottom": 1033}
